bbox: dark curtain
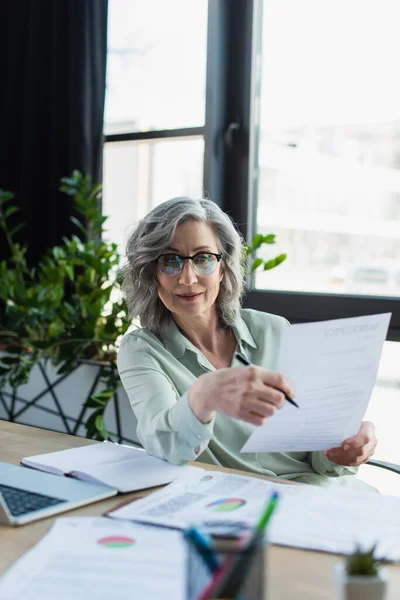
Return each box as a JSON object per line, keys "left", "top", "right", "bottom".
{"left": 0, "top": 0, "right": 108, "bottom": 265}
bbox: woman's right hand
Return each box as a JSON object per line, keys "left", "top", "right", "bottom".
{"left": 188, "top": 365, "right": 295, "bottom": 426}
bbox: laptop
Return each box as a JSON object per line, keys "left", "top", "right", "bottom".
{"left": 0, "top": 461, "right": 118, "bottom": 526}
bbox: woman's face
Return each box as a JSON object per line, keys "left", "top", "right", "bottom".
{"left": 156, "top": 221, "right": 224, "bottom": 323}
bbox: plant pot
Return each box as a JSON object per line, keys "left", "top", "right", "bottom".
{"left": 0, "top": 355, "right": 139, "bottom": 446}
{"left": 333, "top": 561, "right": 388, "bottom": 600}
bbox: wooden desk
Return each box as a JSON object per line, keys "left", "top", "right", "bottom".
{"left": 1, "top": 420, "right": 399, "bottom": 599}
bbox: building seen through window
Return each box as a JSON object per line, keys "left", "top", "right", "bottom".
{"left": 255, "top": 0, "right": 400, "bottom": 299}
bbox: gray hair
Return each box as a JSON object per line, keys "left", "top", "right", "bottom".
{"left": 120, "top": 197, "right": 245, "bottom": 331}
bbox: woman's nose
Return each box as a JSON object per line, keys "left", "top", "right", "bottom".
{"left": 178, "top": 260, "right": 198, "bottom": 285}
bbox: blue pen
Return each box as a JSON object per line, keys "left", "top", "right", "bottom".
{"left": 184, "top": 526, "right": 220, "bottom": 573}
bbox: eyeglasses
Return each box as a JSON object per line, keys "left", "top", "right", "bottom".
{"left": 156, "top": 252, "right": 223, "bottom": 276}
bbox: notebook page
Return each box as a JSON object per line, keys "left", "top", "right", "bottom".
{"left": 72, "top": 458, "right": 202, "bottom": 492}
{"left": 22, "top": 441, "right": 146, "bottom": 475}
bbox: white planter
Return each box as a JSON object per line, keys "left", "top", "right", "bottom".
{"left": 334, "top": 562, "right": 388, "bottom": 600}
{"left": 0, "top": 357, "right": 140, "bottom": 446}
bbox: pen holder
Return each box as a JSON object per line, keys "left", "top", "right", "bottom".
{"left": 186, "top": 535, "right": 267, "bottom": 600}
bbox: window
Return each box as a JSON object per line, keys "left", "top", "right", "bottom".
{"left": 103, "top": 0, "right": 208, "bottom": 249}
{"left": 253, "top": 0, "right": 400, "bottom": 308}
{"left": 103, "top": 0, "right": 399, "bottom": 338}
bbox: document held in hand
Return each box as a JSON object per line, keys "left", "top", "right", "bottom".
{"left": 241, "top": 313, "right": 391, "bottom": 453}
{"left": 22, "top": 441, "right": 199, "bottom": 493}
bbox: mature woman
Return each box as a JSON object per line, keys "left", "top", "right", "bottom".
{"left": 117, "top": 197, "right": 377, "bottom": 488}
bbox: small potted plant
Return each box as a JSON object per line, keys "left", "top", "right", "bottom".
{"left": 334, "top": 544, "right": 388, "bottom": 600}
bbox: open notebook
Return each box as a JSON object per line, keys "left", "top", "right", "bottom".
{"left": 22, "top": 442, "right": 201, "bottom": 493}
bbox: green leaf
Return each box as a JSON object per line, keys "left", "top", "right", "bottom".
{"left": 59, "top": 185, "right": 76, "bottom": 196}
{"left": 250, "top": 233, "right": 264, "bottom": 251}
{"left": 4, "top": 206, "right": 19, "bottom": 218}
{"left": 60, "top": 177, "right": 78, "bottom": 187}
{"left": 52, "top": 247, "right": 64, "bottom": 260}
{"left": 263, "top": 253, "right": 287, "bottom": 270}
{"left": 92, "top": 390, "right": 115, "bottom": 400}
{"left": 0, "top": 356, "right": 20, "bottom": 365}
{"left": 9, "top": 222, "right": 25, "bottom": 237}
{"left": 70, "top": 216, "right": 87, "bottom": 234}
{"left": 262, "top": 234, "right": 276, "bottom": 244}
{"left": 84, "top": 397, "right": 107, "bottom": 408}
{"left": 0, "top": 190, "right": 15, "bottom": 203}
{"left": 65, "top": 264, "right": 74, "bottom": 280}
{"left": 48, "top": 320, "right": 66, "bottom": 338}
{"left": 251, "top": 258, "right": 263, "bottom": 272}
{"left": 275, "top": 253, "right": 287, "bottom": 266}
{"left": 95, "top": 414, "right": 107, "bottom": 433}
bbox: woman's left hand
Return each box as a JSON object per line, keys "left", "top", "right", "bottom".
{"left": 324, "top": 421, "right": 377, "bottom": 466}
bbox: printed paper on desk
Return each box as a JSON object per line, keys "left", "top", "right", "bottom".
{"left": 108, "top": 469, "right": 292, "bottom": 535}
{"left": 0, "top": 517, "right": 186, "bottom": 600}
{"left": 110, "top": 475, "right": 400, "bottom": 562}
{"left": 267, "top": 482, "right": 400, "bottom": 561}
{"left": 241, "top": 313, "right": 391, "bottom": 453}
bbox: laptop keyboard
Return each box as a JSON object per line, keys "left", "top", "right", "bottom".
{"left": 0, "top": 483, "right": 65, "bottom": 517}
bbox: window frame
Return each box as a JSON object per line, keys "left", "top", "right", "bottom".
{"left": 104, "top": 0, "right": 400, "bottom": 341}
{"left": 208, "top": 0, "right": 400, "bottom": 341}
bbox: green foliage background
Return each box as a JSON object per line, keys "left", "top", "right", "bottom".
{"left": 0, "top": 171, "right": 130, "bottom": 440}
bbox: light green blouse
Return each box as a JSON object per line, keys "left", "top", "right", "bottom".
{"left": 117, "top": 308, "right": 370, "bottom": 489}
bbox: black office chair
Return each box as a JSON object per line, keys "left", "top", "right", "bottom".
{"left": 367, "top": 459, "right": 400, "bottom": 475}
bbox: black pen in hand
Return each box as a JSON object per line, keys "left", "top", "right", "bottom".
{"left": 235, "top": 352, "right": 299, "bottom": 408}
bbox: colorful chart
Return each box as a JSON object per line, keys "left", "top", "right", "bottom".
{"left": 205, "top": 498, "right": 246, "bottom": 512}
{"left": 97, "top": 535, "right": 135, "bottom": 548}
{"left": 200, "top": 475, "right": 213, "bottom": 482}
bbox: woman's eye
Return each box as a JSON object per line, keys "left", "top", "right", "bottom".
{"left": 195, "top": 254, "right": 210, "bottom": 264}
{"left": 161, "top": 256, "right": 179, "bottom": 266}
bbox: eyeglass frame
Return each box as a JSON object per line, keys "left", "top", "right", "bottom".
{"left": 155, "top": 252, "right": 223, "bottom": 276}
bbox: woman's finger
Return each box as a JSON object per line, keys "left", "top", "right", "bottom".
{"left": 244, "top": 376, "right": 287, "bottom": 408}
{"left": 239, "top": 397, "right": 277, "bottom": 420}
{"left": 255, "top": 367, "right": 296, "bottom": 400}
{"left": 341, "top": 421, "right": 375, "bottom": 451}
{"left": 325, "top": 437, "right": 377, "bottom": 466}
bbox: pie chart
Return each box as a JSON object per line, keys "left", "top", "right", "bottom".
{"left": 97, "top": 535, "right": 135, "bottom": 548}
{"left": 205, "top": 498, "right": 246, "bottom": 512}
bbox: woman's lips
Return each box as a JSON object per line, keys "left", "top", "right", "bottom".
{"left": 176, "top": 293, "right": 203, "bottom": 302}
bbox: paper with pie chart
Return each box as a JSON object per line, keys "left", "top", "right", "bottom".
{"left": 109, "top": 470, "right": 288, "bottom": 535}
{"left": 0, "top": 517, "right": 186, "bottom": 600}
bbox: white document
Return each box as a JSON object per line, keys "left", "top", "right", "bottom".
{"left": 0, "top": 517, "right": 186, "bottom": 600}
{"left": 241, "top": 313, "right": 391, "bottom": 453}
{"left": 267, "top": 483, "right": 400, "bottom": 562}
{"left": 109, "top": 468, "right": 400, "bottom": 561}
{"left": 22, "top": 441, "right": 201, "bottom": 493}
{"left": 109, "top": 469, "right": 289, "bottom": 535}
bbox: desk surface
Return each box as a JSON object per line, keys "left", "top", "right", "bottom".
{"left": 1, "top": 420, "right": 399, "bottom": 599}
